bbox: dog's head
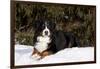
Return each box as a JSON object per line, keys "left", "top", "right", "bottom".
{"left": 33, "top": 20, "right": 56, "bottom": 37}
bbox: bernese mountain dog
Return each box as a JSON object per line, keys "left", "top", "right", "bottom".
{"left": 32, "top": 19, "right": 80, "bottom": 59}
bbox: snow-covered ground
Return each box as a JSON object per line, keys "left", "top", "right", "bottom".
{"left": 15, "top": 44, "right": 94, "bottom": 65}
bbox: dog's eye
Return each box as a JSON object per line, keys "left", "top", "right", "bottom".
{"left": 47, "top": 23, "right": 49, "bottom": 26}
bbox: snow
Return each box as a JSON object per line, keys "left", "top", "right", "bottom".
{"left": 15, "top": 44, "right": 94, "bottom": 65}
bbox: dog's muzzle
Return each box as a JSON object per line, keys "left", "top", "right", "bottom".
{"left": 43, "top": 26, "right": 50, "bottom": 36}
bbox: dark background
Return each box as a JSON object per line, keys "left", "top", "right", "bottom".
{"left": 15, "top": 2, "right": 96, "bottom": 47}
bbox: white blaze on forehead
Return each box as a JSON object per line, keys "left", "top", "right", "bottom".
{"left": 42, "top": 22, "right": 50, "bottom": 36}
{"left": 35, "top": 36, "right": 51, "bottom": 53}
{"left": 45, "top": 21, "right": 48, "bottom": 26}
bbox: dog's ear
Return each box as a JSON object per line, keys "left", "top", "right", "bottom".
{"left": 47, "top": 20, "right": 56, "bottom": 30}
{"left": 53, "top": 22, "right": 56, "bottom": 29}
{"left": 33, "top": 20, "right": 41, "bottom": 30}
{"left": 51, "top": 22, "right": 56, "bottom": 30}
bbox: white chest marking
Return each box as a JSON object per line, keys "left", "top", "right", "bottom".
{"left": 34, "top": 36, "right": 51, "bottom": 53}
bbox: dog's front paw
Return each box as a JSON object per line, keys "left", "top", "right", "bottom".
{"left": 32, "top": 54, "right": 41, "bottom": 60}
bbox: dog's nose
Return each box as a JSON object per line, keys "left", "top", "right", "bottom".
{"left": 45, "top": 31, "right": 48, "bottom": 35}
